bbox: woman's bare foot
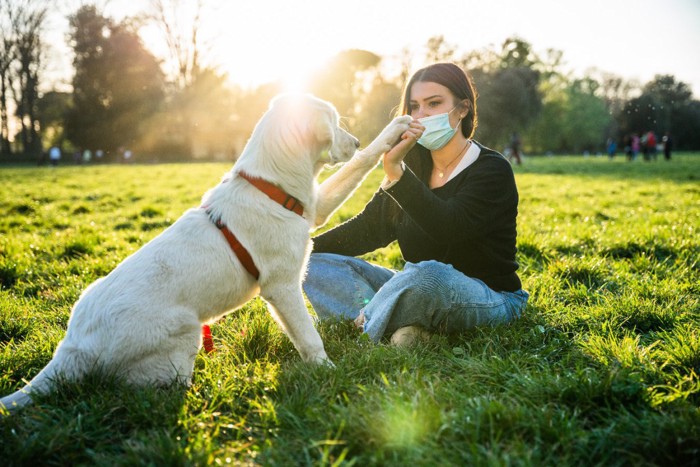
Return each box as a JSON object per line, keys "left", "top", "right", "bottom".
{"left": 390, "top": 326, "right": 431, "bottom": 347}
{"left": 354, "top": 311, "right": 365, "bottom": 329}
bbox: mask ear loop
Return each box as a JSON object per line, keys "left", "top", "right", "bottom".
{"left": 454, "top": 99, "right": 470, "bottom": 118}
{"left": 450, "top": 105, "right": 465, "bottom": 132}
{"left": 454, "top": 100, "right": 470, "bottom": 134}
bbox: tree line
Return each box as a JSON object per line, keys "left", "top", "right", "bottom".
{"left": 1, "top": 1, "right": 699, "bottom": 164}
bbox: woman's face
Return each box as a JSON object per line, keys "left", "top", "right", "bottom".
{"left": 409, "top": 81, "right": 464, "bottom": 127}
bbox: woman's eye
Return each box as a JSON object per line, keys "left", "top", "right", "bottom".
{"left": 429, "top": 101, "right": 441, "bottom": 107}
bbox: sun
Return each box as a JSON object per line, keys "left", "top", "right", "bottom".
{"left": 204, "top": 3, "right": 343, "bottom": 91}
{"left": 279, "top": 66, "right": 317, "bottom": 94}
{"left": 212, "top": 37, "right": 336, "bottom": 92}
{"left": 214, "top": 48, "right": 331, "bottom": 93}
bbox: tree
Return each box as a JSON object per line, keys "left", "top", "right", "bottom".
{"left": 107, "top": 21, "right": 165, "bottom": 152}
{"left": 144, "top": 67, "right": 238, "bottom": 160}
{"left": 579, "top": 69, "right": 637, "bottom": 143}
{"left": 353, "top": 76, "right": 402, "bottom": 146}
{"left": 617, "top": 75, "right": 700, "bottom": 149}
{"left": 0, "top": 2, "right": 13, "bottom": 156}
{"left": 65, "top": 5, "right": 164, "bottom": 155}
{"left": 148, "top": 0, "right": 235, "bottom": 157}
{"left": 230, "top": 81, "right": 284, "bottom": 147}
{"left": 500, "top": 36, "right": 538, "bottom": 69}
{"left": 524, "top": 88, "right": 567, "bottom": 154}
{"left": 2, "top": 0, "right": 48, "bottom": 158}
{"left": 524, "top": 75, "right": 612, "bottom": 154}
{"left": 149, "top": 0, "right": 206, "bottom": 90}
{"left": 65, "top": 5, "right": 112, "bottom": 152}
{"left": 36, "top": 90, "right": 70, "bottom": 149}
{"left": 308, "top": 49, "right": 382, "bottom": 126}
{"left": 642, "top": 75, "right": 693, "bottom": 132}
{"left": 470, "top": 38, "right": 542, "bottom": 148}
{"left": 425, "top": 35, "right": 456, "bottom": 64}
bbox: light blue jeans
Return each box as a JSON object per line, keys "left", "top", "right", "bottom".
{"left": 303, "top": 253, "right": 529, "bottom": 343}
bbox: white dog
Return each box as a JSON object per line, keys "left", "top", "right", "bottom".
{"left": 1, "top": 94, "right": 412, "bottom": 412}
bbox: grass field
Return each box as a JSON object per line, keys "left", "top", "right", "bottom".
{"left": 0, "top": 154, "right": 698, "bottom": 465}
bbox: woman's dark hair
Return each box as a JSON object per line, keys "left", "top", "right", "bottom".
{"left": 397, "top": 62, "right": 478, "bottom": 139}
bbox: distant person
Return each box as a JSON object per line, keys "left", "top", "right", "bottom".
{"left": 82, "top": 149, "right": 92, "bottom": 164}
{"left": 303, "top": 62, "right": 529, "bottom": 346}
{"left": 123, "top": 149, "right": 133, "bottom": 164}
{"left": 624, "top": 135, "right": 632, "bottom": 161}
{"left": 644, "top": 131, "right": 656, "bottom": 161}
{"left": 95, "top": 149, "right": 104, "bottom": 163}
{"left": 606, "top": 138, "right": 617, "bottom": 159}
{"left": 631, "top": 133, "right": 640, "bottom": 161}
{"left": 663, "top": 132, "right": 673, "bottom": 160}
{"left": 49, "top": 146, "right": 61, "bottom": 167}
{"left": 508, "top": 132, "right": 522, "bottom": 165}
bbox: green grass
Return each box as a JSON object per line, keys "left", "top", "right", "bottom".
{"left": 0, "top": 155, "right": 698, "bottom": 465}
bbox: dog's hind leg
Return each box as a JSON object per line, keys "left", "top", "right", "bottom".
{"left": 262, "top": 284, "right": 332, "bottom": 366}
{"left": 125, "top": 314, "right": 201, "bottom": 386}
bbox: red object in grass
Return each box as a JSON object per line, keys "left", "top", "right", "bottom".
{"left": 202, "top": 324, "right": 215, "bottom": 353}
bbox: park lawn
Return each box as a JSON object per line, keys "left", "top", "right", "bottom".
{"left": 0, "top": 154, "right": 698, "bottom": 465}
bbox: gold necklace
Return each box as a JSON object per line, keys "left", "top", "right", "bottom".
{"left": 433, "top": 140, "right": 470, "bottom": 178}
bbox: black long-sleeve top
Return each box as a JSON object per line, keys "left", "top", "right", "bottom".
{"left": 313, "top": 141, "right": 522, "bottom": 292}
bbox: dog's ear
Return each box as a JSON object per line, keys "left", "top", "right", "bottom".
{"left": 313, "top": 114, "right": 335, "bottom": 150}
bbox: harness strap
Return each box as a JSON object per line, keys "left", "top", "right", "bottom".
{"left": 208, "top": 171, "right": 305, "bottom": 280}
{"left": 215, "top": 219, "right": 260, "bottom": 280}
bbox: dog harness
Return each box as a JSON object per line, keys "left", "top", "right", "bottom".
{"left": 206, "top": 171, "right": 305, "bottom": 278}
{"left": 201, "top": 172, "right": 305, "bottom": 353}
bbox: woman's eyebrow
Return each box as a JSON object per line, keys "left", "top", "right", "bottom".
{"left": 410, "top": 94, "right": 443, "bottom": 103}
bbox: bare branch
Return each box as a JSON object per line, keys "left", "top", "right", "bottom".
{"left": 149, "top": 0, "right": 205, "bottom": 89}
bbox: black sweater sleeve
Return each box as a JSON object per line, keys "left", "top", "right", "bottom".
{"left": 312, "top": 189, "right": 398, "bottom": 256}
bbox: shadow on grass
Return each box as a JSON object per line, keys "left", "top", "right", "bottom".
{"left": 0, "top": 370, "right": 191, "bottom": 465}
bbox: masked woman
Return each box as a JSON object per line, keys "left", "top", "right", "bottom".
{"left": 303, "top": 62, "right": 529, "bottom": 345}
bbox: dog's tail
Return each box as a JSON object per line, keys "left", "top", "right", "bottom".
{"left": 0, "top": 386, "right": 33, "bottom": 413}
{"left": 0, "top": 359, "right": 61, "bottom": 414}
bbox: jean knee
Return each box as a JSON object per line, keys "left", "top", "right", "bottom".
{"left": 392, "top": 261, "right": 454, "bottom": 303}
{"left": 404, "top": 260, "right": 452, "bottom": 286}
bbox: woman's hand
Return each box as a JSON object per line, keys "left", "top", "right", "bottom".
{"left": 383, "top": 120, "right": 424, "bottom": 181}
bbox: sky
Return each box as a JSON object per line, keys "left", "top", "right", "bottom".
{"left": 46, "top": 0, "right": 700, "bottom": 96}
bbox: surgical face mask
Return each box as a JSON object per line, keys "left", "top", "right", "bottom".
{"left": 416, "top": 107, "right": 461, "bottom": 150}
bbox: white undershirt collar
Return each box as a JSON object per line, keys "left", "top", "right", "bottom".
{"left": 380, "top": 141, "right": 481, "bottom": 190}
{"left": 445, "top": 140, "right": 480, "bottom": 182}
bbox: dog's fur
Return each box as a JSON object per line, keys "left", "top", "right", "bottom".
{"left": 0, "top": 94, "right": 411, "bottom": 412}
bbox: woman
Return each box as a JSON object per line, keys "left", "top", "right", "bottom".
{"left": 303, "top": 62, "right": 529, "bottom": 345}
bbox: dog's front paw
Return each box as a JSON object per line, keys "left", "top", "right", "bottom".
{"left": 308, "top": 354, "right": 335, "bottom": 368}
{"left": 374, "top": 115, "right": 413, "bottom": 151}
{"left": 362, "top": 115, "right": 413, "bottom": 160}
{"left": 320, "top": 357, "right": 336, "bottom": 369}
{"left": 383, "top": 115, "right": 413, "bottom": 142}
